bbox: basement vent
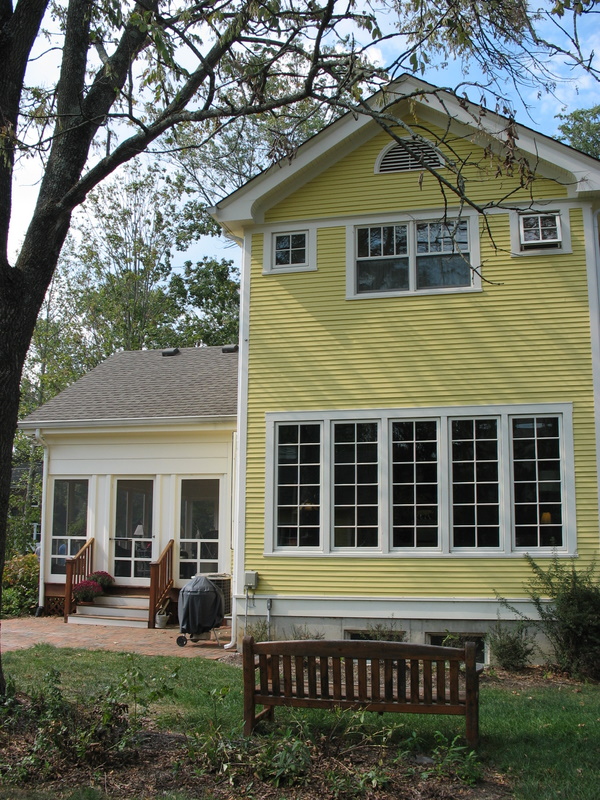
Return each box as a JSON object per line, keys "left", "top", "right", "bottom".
{"left": 377, "top": 140, "right": 443, "bottom": 173}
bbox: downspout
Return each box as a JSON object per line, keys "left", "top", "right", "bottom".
{"left": 33, "top": 428, "right": 48, "bottom": 614}
{"left": 224, "top": 430, "right": 239, "bottom": 649}
{"left": 224, "top": 232, "right": 251, "bottom": 650}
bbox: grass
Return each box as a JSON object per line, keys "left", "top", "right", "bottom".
{"left": 2, "top": 644, "right": 600, "bottom": 799}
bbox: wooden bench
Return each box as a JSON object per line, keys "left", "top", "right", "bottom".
{"left": 243, "top": 636, "right": 483, "bottom": 747}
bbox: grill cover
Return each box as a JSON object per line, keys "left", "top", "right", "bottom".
{"left": 178, "top": 575, "right": 224, "bottom": 635}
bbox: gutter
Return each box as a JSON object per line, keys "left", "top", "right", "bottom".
{"left": 18, "top": 414, "right": 237, "bottom": 431}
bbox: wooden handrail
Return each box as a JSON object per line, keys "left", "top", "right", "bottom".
{"left": 64, "top": 538, "right": 95, "bottom": 622}
{"left": 149, "top": 539, "right": 174, "bottom": 628}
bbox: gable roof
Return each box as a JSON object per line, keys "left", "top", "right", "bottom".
{"left": 211, "top": 74, "right": 600, "bottom": 238}
{"left": 19, "top": 347, "right": 238, "bottom": 429}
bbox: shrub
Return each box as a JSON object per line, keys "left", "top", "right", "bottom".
{"left": 87, "top": 571, "right": 115, "bottom": 590}
{"left": 500, "top": 555, "right": 600, "bottom": 680}
{"left": 487, "top": 621, "right": 535, "bottom": 671}
{"left": 1, "top": 553, "right": 39, "bottom": 617}
{"left": 72, "top": 580, "right": 103, "bottom": 603}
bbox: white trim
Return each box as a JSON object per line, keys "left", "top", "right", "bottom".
{"left": 587, "top": 208, "right": 600, "bottom": 529}
{"left": 262, "top": 223, "right": 318, "bottom": 274}
{"left": 233, "top": 593, "right": 543, "bottom": 622}
{"left": 509, "top": 202, "right": 572, "bottom": 257}
{"left": 345, "top": 210, "right": 481, "bottom": 299}
{"left": 264, "top": 402, "right": 575, "bottom": 557}
{"left": 229, "top": 235, "right": 253, "bottom": 646}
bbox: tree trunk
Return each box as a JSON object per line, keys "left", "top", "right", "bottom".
{"left": 0, "top": 262, "right": 39, "bottom": 694}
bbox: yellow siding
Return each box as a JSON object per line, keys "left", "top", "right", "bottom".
{"left": 265, "top": 127, "right": 567, "bottom": 222}
{"left": 245, "top": 139, "right": 597, "bottom": 600}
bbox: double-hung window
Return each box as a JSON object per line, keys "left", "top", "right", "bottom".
{"left": 351, "top": 217, "right": 475, "bottom": 297}
{"left": 267, "top": 405, "right": 573, "bottom": 555}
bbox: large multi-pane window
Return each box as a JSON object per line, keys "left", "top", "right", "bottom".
{"left": 268, "top": 407, "right": 571, "bottom": 554}
{"left": 392, "top": 421, "right": 438, "bottom": 548}
{"left": 512, "top": 417, "right": 563, "bottom": 548}
{"left": 51, "top": 479, "right": 89, "bottom": 574}
{"left": 276, "top": 423, "right": 321, "bottom": 548}
{"left": 451, "top": 419, "right": 500, "bottom": 548}
{"left": 355, "top": 218, "right": 472, "bottom": 295}
{"left": 333, "top": 422, "right": 379, "bottom": 548}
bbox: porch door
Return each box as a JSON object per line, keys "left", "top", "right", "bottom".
{"left": 113, "top": 479, "right": 154, "bottom": 582}
{"left": 179, "top": 479, "right": 219, "bottom": 580}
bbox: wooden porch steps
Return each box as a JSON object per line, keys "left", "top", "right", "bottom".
{"left": 68, "top": 594, "right": 150, "bottom": 628}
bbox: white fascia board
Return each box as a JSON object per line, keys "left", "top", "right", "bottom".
{"left": 386, "top": 77, "right": 600, "bottom": 195}
{"left": 210, "top": 113, "right": 376, "bottom": 236}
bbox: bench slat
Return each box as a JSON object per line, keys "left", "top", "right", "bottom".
{"left": 436, "top": 659, "right": 445, "bottom": 703}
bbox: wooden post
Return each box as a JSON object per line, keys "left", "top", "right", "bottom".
{"left": 464, "top": 641, "right": 479, "bottom": 748}
{"left": 243, "top": 635, "right": 256, "bottom": 735}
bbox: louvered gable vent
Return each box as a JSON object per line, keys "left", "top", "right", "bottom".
{"left": 378, "top": 139, "right": 443, "bottom": 173}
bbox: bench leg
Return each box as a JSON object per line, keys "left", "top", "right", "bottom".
{"left": 465, "top": 698, "right": 479, "bottom": 748}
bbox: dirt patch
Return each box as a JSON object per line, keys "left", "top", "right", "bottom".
{"left": 1, "top": 725, "right": 513, "bottom": 800}
{"left": 479, "top": 664, "right": 586, "bottom": 691}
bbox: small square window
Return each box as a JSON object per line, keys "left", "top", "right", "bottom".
{"left": 519, "top": 213, "right": 562, "bottom": 250}
{"left": 274, "top": 232, "right": 307, "bottom": 268}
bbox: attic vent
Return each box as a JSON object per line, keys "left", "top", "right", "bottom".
{"left": 377, "top": 140, "right": 443, "bottom": 173}
{"left": 162, "top": 347, "right": 180, "bottom": 357}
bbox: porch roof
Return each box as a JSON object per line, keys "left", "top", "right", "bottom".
{"left": 19, "top": 347, "right": 238, "bottom": 427}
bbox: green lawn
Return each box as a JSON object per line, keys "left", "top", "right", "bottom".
{"left": 2, "top": 645, "right": 599, "bottom": 799}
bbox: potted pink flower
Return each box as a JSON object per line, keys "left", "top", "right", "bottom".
{"left": 72, "top": 579, "right": 103, "bottom": 603}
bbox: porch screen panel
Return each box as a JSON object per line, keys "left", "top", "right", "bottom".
{"left": 276, "top": 423, "right": 321, "bottom": 547}
{"left": 114, "top": 479, "right": 153, "bottom": 578}
{"left": 51, "top": 479, "right": 89, "bottom": 574}
{"left": 179, "top": 479, "right": 220, "bottom": 579}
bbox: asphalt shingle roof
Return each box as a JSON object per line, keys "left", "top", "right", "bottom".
{"left": 20, "top": 347, "right": 238, "bottom": 425}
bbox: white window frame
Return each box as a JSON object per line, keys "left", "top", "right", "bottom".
{"left": 263, "top": 224, "right": 317, "bottom": 274}
{"left": 264, "top": 403, "right": 575, "bottom": 557}
{"left": 510, "top": 206, "right": 572, "bottom": 256}
{"left": 346, "top": 211, "right": 481, "bottom": 299}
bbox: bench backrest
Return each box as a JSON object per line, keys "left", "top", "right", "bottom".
{"left": 243, "top": 637, "right": 477, "bottom": 711}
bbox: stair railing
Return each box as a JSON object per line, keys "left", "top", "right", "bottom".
{"left": 64, "top": 538, "right": 95, "bottom": 622}
{"left": 149, "top": 539, "right": 174, "bottom": 628}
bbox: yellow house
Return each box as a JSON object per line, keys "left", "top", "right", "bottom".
{"left": 212, "top": 75, "right": 600, "bottom": 653}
